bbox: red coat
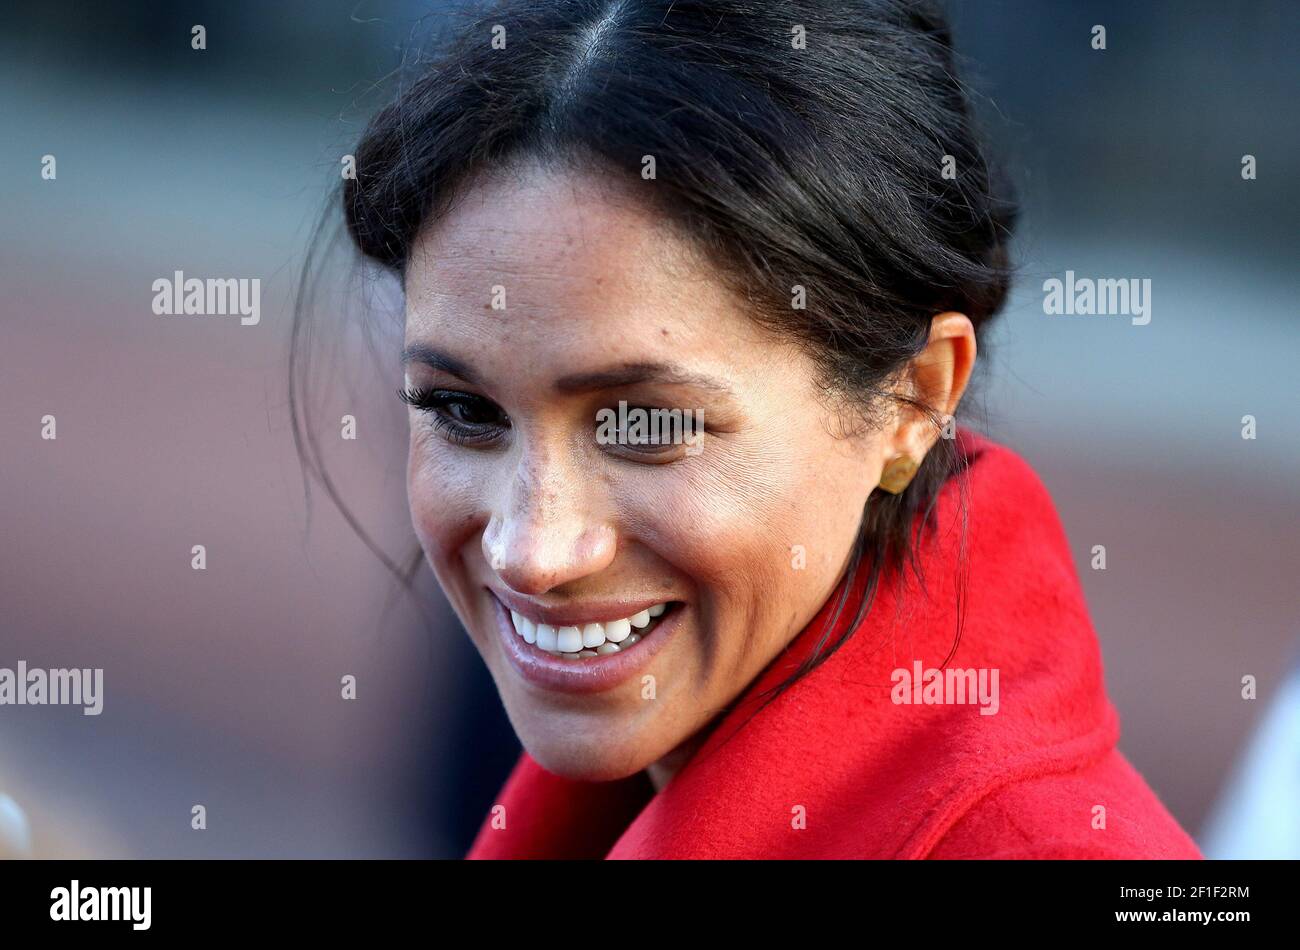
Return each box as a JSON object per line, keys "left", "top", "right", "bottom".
{"left": 467, "top": 433, "right": 1203, "bottom": 859}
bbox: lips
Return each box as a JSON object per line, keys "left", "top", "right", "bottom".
{"left": 488, "top": 590, "right": 682, "bottom": 694}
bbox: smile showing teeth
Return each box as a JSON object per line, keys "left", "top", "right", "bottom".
{"left": 508, "top": 602, "right": 671, "bottom": 660}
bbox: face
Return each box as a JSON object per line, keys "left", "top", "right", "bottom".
{"left": 402, "top": 161, "right": 891, "bottom": 783}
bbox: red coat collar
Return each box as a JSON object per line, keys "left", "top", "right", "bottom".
{"left": 468, "top": 432, "right": 1119, "bottom": 858}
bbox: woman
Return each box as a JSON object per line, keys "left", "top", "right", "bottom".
{"left": 328, "top": 0, "right": 1202, "bottom": 858}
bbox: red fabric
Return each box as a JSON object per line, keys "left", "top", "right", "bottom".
{"left": 467, "top": 432, "right": 1203, "bottom": 859}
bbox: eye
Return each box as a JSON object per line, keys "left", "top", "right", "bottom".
{"left": 399, "top": 386, "right": 509, "bottom": 447}
{"left": 595, "top": 404, "right": 705, "bottom": 464}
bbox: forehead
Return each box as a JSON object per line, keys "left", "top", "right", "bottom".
{"left": 402, "top": 162, "right": 757, "bottom": 359}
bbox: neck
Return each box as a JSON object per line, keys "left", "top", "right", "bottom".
{"left": 645, "top": 721, "right": 719, "bottom": 792}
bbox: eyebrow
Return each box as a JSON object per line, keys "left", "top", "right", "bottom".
{"left": 555, "top": 362, "right": 734, "bottom": 396}
{"left": 402, "top": 345, "right": 734, "bottom": 396}
{"left": 401, "top": 344, "right": 482, "bottom": 385}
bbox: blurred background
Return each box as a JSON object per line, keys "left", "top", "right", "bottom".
{"left": 1, "top": 0, "right": 1296, "bottom": 858}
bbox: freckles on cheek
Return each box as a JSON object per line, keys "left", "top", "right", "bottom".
{"left": 634, "top": 479, "right": 803, "bottom": 687}
{"left": 406, "top": 436, "right": 485, "bottom": 561}
{"left": 636, "top": 460, "right": 805, "bottom": 593}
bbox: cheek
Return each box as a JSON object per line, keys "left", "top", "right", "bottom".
{"left": 621, "top": 441, "right": 866, "bottom": 638}
{"left": 405, "top": 425, "right": 486, "bottom": 570}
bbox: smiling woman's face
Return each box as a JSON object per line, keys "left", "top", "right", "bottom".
{"left": 402, "top": 161, "right": 890, "bottom": 783}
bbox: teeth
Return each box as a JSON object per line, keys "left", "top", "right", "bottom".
{"left": 556, "top": 626, "right": 583, "bottom": 653}
{"left": 581, "top": 623, "right": 605, "bottom": 649}
{"left": 535, "top": 623, "right": 558, "bottom": 652}
{"left": 508, "top": 603, "right": 673, "bottom": 657}
{"left": 510, "top": 611, "right": 537, "bottom": 644}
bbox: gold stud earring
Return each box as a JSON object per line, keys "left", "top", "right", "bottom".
{"left": 878, "top": 454, "right": 919, "bottom": 494}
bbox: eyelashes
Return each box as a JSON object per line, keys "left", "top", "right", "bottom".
{"left": 398, "top": 386, "right": 706, "bottom": 460}
{"left": 398, "top": 386, "right": 508, "bottom": 446}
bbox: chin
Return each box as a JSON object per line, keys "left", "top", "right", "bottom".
{"left": 515, "top": 725, "right": 657, "bottom": 783}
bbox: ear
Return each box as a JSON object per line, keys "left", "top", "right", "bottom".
{"left": 881, "top": 312, "right": 977, "bottom": 467}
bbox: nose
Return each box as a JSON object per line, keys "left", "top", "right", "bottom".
{"left": 483, "top": 446, "right": 617, "bottom": 596}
